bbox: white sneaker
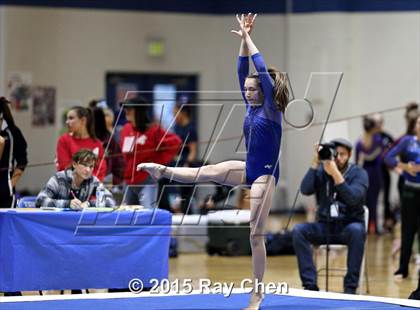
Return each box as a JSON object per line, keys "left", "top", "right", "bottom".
{"left": 136, "top": 163, "right": 166, "bottom": 181}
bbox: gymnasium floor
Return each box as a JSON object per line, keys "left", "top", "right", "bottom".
{"left": 169, "top": 214, "right": 418, "bottom": 300}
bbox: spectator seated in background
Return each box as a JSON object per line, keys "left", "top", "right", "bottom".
{"left": 36, "top": 149, "right": 115, "bottom": 210}
{"left": 292, "top": 138, "right": 369, "bottom": 294}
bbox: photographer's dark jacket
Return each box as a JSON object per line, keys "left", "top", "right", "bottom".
{"left": 300, "top": 163, "right": 369, "bottom": 223}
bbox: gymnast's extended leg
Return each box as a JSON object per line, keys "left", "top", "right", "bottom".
{"left": 138, "top": 161, "right": 245, "bottom": 187}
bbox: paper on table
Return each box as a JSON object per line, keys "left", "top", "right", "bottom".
{"left": 2, "top": 207, "right": 41, "bottom": 212}
{"left": 40, "top": 207, "right": 71, "bottom": 211}
{"left": 84, "top": 207, "right": 115, "bottom": 212}
{"left": 117, "top": 205, "right": 145, "bottom": 211}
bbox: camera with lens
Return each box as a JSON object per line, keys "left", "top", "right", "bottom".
{"left": 318, "top": 143, "right": 337, "bottom": 161}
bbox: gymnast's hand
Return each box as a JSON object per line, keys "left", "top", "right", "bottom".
{"left": 231, "top": 13, "right": 257, "bottom": 37}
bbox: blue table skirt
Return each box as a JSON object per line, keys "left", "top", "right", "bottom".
{"left": 0, "top": 209, "right": 172, "bottom": 292}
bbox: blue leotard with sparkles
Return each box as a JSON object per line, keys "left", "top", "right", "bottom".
{"left": 238, "top": 53, "right": 283, "bottom": 186}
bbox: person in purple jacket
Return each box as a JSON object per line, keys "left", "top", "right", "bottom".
{"left": 385, "top": 114, "right": 420, "bottom": 280}
{"left": 138, "top": 14, "right": 289, "bottom": 309}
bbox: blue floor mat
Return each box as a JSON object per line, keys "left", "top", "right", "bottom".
{"left": 0, "top": 293, "right": 416, "bottom": 310}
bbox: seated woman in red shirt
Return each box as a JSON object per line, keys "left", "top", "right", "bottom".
{"left": 120, "top": 96, "right": 181, "bottom": 208}
{"left": 56, "top": 106, "right": 107, "bottom": 181}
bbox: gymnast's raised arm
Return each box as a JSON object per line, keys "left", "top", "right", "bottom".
{"left": 232, "top": 13, "right": 257, "bottom": 103}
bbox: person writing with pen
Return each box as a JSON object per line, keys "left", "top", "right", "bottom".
{"left": 36, "top": 149, "right": 115, "bottom": 209}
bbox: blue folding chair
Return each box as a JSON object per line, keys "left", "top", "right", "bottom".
{"left": 17, "top": 196, "right": 37, "bottom": 208}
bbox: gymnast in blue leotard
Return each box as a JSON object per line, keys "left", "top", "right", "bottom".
{"left": 238, "top": 50, "right": 287, "bottom": 186}
{"left": 138, "top": 14, "right": 289, "bottom": 309}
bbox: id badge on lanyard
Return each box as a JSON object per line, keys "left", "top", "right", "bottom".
{"left": 330, "top": 192, "right": 339, "bottom": 218}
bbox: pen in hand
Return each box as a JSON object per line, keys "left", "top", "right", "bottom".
{"left": 70, "top": 190, "right": 83, "bottom": 210}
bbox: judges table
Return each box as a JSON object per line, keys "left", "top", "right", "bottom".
{"left": 0, "top": 208, "right": 172, "bottom": 292}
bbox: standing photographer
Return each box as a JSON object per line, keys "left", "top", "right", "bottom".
{"left": 292, "top": 138, "right": 369, "bottom": 294}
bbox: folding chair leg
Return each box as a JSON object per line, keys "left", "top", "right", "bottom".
{"left": 364, "top": 258, "right": 370, "bottom": 294}
{"left": 358, "top": 244, "right": 369, "bottom": 294}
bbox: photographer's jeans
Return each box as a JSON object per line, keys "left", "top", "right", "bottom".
{"left": 292, "top": 221, "right": 366, "bottom": 291}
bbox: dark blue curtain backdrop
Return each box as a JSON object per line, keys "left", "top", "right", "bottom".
{"left": 0, "top": 0, "right": 418, "bottom": 14}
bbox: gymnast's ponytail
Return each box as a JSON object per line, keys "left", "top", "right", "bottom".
{"left": 268, "top": 68, "right": 289, "bottom": 113}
